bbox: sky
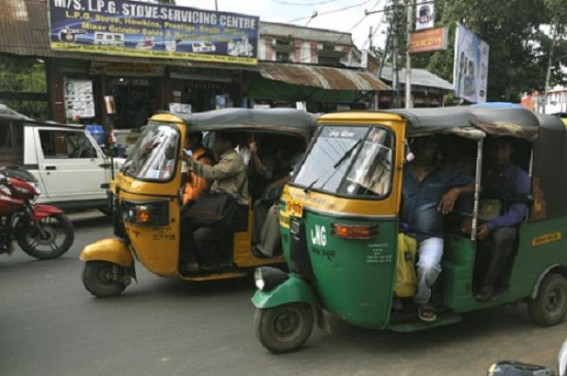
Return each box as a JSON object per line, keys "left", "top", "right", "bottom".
{"left": 175, "top": 0, "right": 390, "bottom": 50}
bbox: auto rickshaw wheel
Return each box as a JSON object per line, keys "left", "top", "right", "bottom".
{"left": 528, "top": 273, "right": 567, "bottom": 326}
{"left": 82, "top": 261, "right": 127, "bottom": 298}
{"left": 254, "top": 303, "right": 314, "bottom": 354}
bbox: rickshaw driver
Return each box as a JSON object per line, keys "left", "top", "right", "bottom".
{"left": 402, "top": 136, "right": 475, "bottom": 322}
{"left": 180, "top": 131, "right": 248, "bottom": 272}
{"left": 475, "top": 138, "right": 530, "bottom": 301}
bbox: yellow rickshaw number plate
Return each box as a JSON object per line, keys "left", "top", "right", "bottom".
{"left": 287, "top": 199, "right": 303, "bottom": 217}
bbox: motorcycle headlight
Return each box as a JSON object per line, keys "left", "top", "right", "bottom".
{"left": 254, "top": 267, "right": 289, "bottom": 292}
{"left": 122, "top": 200, "right": 169, "bottom": 227}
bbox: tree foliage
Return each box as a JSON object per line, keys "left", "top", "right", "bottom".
{"left": 404, "top": 0, "right": 566, "bottom": 102}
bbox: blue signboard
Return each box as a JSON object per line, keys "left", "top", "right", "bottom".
{"left": 48, "top": 0, "right": 259, "bottom": 65}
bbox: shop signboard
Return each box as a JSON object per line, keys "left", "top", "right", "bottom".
{"left": 453, "top": 23, "right": 489, "bottom": 103}
{"left": 415, "top": 0, "right": 434, "bottom": 31}
{"left": 409, "top": 27, "right": 447, "bottom": 54}
{"left": 48, "top": 0, "right": 259, "bottom": 65}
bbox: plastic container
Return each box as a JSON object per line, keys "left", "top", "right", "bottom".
{"left": 85, "top": 124, "right": 106, "bottom": 146}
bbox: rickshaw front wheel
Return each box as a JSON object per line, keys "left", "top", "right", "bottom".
{"left": 528, "top": 273, "right": 567, "bottom": 326}
{"left": 254, "top": 303, "right": 314, "bottom": 354}
{"left": 82, "top": 261, "right": 127, "bottom": 298}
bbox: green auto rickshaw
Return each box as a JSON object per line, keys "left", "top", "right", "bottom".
{"left": 252, "top": 106, "right": 567, "bottom": 353}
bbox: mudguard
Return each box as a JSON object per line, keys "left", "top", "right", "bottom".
{"left": 252, "top": 273, "right": 318, "bottom": 309}
{"left": 32, "top": 204, "right": 63, "bottom": 220}
{"left": 80, "top": 238, "right": 134, "bottom": 267}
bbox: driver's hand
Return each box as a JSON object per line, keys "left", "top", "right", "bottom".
{"left": 477, "top": 224, "right": 490, "bottom": 240}
{"left": 438, "top": 187, "right": 460, "bottom": 214}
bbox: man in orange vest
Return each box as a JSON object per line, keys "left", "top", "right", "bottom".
{"left": 182, "top": 132, "right": 215, "bottom": 204}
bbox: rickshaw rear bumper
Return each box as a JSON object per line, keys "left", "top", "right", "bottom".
{"left": 80, "top": 238, "right": 134, "bottom": 267}
{"left": 251, "top": 270, "right": 318, "bottom": 309}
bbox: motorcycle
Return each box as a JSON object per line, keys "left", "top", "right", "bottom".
{"left": 0, "top": 165, "right": 74, "bottom": 260}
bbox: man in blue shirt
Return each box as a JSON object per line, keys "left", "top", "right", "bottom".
{"left": 402, "top": 136, "right": 475, "bottom": 322}
{"left": 475, "top": 138, "right": 531, "bottom": 301}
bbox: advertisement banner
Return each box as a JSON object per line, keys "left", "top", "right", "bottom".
{"left": 48, "top": 0, "right": 259, "bottom": 65}
{"left": 453, "top": 23, "right": 489, "bottom": 103}
{"left": 415, "top": 0, "right": 434, "bottom": 31}
{"left": 409, "top": 27, "right": 447, "bottom": 54}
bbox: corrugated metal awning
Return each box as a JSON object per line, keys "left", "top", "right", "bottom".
{"left": 258, "top": 62, "right": 391, "bottom": 91}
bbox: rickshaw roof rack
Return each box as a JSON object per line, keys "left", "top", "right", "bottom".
{"left": 168, "top": 108, "right": 318, "bottom": 138}
{"left": 384, "top": 106, "right": 565, "bottom": 141}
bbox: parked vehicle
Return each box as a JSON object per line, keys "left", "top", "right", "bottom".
{"left": 252, "top": 106, "right": 567, "bottom": 353}
{"left": 0, "top": 165, "right": 74, "bottom": 260}
{"left": 80, "top": 108, "right": 317, "bottom": 297}
{"left": 0, "top": 104, "right": 113, "bottom": 212}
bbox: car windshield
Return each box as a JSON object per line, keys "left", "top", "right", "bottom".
{"left": 292, "top": 125, "right": 394, "bottom": 198}
{"left": 121, "top": 122, "right": 179, "bottom": 181}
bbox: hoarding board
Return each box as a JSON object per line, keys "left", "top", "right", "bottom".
{"left": 415, "top": 0, "right": 434, "bottom": 31}
{"left": 453, "top": 23, "right": 489, "bottom": 103}
{"left": 48, "top": 0, "right": 259, "bottom": 65}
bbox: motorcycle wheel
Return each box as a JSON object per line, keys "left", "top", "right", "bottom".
{"left": 16, "top": 213, "right": 75, "bottom": 260}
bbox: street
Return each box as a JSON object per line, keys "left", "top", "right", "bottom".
{"left": 0, "top": 210, "right": 565, "bottom": 376}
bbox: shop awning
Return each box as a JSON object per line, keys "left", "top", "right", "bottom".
{"left": 257, "top": 62, "right": 392, "bottom": 91}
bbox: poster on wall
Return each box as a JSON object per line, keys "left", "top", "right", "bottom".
{"left": 453, "top": 23, "right": 489, "bottom": 103}
{"left": 64, "top": 78, "right": 95, "bottom": 119}
{"left": 48, "top": 0, "right": 259, "bottom": 65}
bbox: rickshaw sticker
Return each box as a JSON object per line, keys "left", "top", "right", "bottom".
{"left": 287, "top": 199, "right": 303, "bottom": 217}
{"left": 310, "top": 224, "right": 327, "bottom": 247}
{"left": 531, "top": 232, "right": 562, "bottom": 247}
{"left": 312, "top": 247, "right": 337, "bottom": 261}
{"left": 367, "top": 243, "right": 392, "bottom": 263}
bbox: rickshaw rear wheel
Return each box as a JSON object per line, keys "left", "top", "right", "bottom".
{"left": 82, "top": 261, "right": 127, "bottom": 298}
{"left": 254, "top": 303, "right": 314, "bottom": 354}
{"left": 528, "top": 273, "right": 567, "bottom": 326}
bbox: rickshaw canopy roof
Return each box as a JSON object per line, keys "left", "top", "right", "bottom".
{"left": 384, "top": 106, "right": 562, "bottom": 141}
{"left": 162, "top": 108, "right": 318, "bottom": 140}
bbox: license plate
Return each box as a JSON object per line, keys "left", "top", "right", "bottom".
{"left": 286, "top": 199, "right": 303, "bottom": 218}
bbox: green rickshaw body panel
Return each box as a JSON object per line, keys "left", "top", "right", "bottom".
{"left": 251, "top": 273, "right": 318, "bottom": 309}
{"left": 297, "top": 210, "right": 398, "bottom": 329}
{"left": 442, "top": 217, "right": 567, "bottom": 312}
{"left": 509, "top": 219, "right": 567, "bottom": 298}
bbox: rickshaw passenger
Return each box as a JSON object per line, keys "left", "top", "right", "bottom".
{"left": 180, "top": 132, "right": 248, "bottom": 272}
{"left": 252, "top": 141, "right": 303, "bottom": 256}
{"left": 248, "top": 135, "right": 276, "bottom": 202}
{"left": 475, "top": 138, "right": 530, "bottom": 301}
{"left": 402, "top": 136, "right": 475, "bottom": 322}
{"left": 181, "top": 132, "right": 215, "bottom": 205}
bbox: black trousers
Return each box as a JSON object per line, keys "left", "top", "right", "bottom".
{"left": 477, "top": 226, "right": 518, "bottom": 288}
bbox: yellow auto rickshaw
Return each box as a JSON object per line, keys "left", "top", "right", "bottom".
{"left": 80, "top": 108, "right": 317, "bottom": 297}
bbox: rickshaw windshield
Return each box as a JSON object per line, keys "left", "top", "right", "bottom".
{"left": 293, "top": 125, "right": 394, "bottom": 198}
{"left": 121, "top": 122, "right": 179, "bottom": 181}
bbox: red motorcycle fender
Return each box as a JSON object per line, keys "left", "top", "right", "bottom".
{"left": 32, "top": 204, "right": 63, "bottom": 220}
{"left": 80, "top": 238, "right": 134, "bottom": 267}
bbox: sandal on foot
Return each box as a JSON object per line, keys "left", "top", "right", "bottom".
{"left": 418, "top": 303, "right": 437, "bottom": 322}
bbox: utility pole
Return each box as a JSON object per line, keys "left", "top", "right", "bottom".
{"left": 405, "top": 0, "right": 413, "bottom": 109}
{"left": 392, "top": 0, "right": 399, "bottom": 107}
{"left": 543, "top": 28, "right": 556, "bottom": 114}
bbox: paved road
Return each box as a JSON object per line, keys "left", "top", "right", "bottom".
{"left": 0, "top": 211, "right": 565, "bottom": 376}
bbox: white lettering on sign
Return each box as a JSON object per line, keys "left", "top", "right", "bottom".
{"left": 310, "top": 225, "right": 327, "bottom": 247}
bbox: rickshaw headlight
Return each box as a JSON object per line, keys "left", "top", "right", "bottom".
{"left": 331, "top": 223, "right": 379, "bottom": 240}
{"left": 254, "top": 267, "right": 289, "bottom": 292}
{"left": 122, "top": 200, "right": 169, "bottom": 226}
